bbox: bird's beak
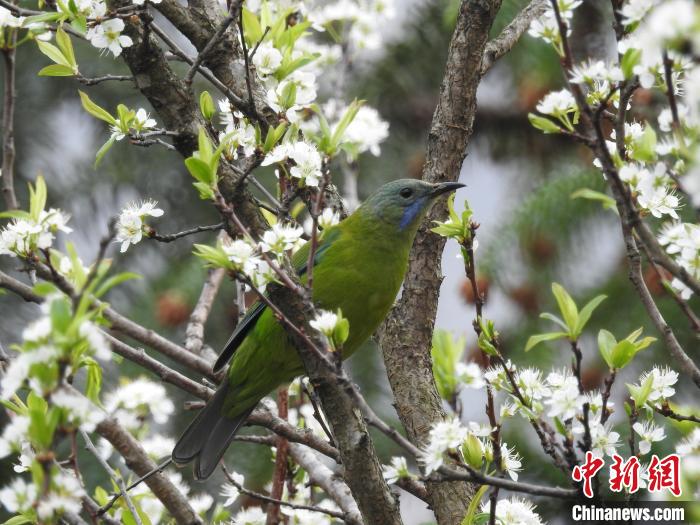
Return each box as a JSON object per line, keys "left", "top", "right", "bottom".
{"left": 430, "top": 181, "right": 465, "bottom": 197}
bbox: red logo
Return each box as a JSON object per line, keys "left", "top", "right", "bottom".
{"left": 572, "top": 453, "right": 682, "bottom": 498}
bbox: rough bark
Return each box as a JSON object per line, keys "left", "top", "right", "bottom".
{"left": 378, "top": 1, "right": 502, "bottom": 524}
{"left": 111, "top": 0, "right": 268, "bottom": 234}
{"left": 97, "top": 417, "right": 202, "bottom": 525}
{"left": 270, "top": 285, "right": 403, "bottom": 525}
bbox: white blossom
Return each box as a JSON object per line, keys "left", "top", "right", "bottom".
{"left": 116, "top": 199, "right": 163, "bottom": 252}
{"left": 620, "top": 0, "right": 655, "bottom": 26}
{"left": 230, "top": 506, "right": 267, "bottom": 524}
{"left": 570, "top": 59, "right": 623, "bottom": 85}
{"left": 133, "top": 108, "right": 157, "bottom": 132}
{"left": 500, "top": 443, "right": 523, "bottom": 481}
{"left": 87, "top": 18, "right": 133, "bottom": 57}
{"left": 0, "top": 477, "right": 37, "bottom": 514}
{"left": 0, "top": 6, "right": 24, "bottom": 27}
{"left": 536, "top": 89, "right": 577, "bottom": 116}
{"left": 544, "top": 369, "right": 584, "bottom": 420}
{"left": 633, "top": 421, "right": 665, "bottom": 455}
{"left": 36, "top": 472, "right": 84, "bottom": 520}
{"left": 309, "top": 310, "right": 340, "bottom": 336}
{"left": 190, "top": 493, "right": 214, "bottom": 515}
{"left": 221, "top": 471, "right": 244, "bottom": 506}
{"left": 590, "top": 422, "right": 621, "bottom": 458}
{"left": 223, "top": 238, "right": 261, "bottom": 275}
{"left": 480, "top": 497, "right": 544, "bottom": 525}
{"left": 259, "top": 222, "right": 305, "bottom": 255}
{"left": 639, "top": 366, "right": 679, "bottom": 403}
{"left": 104, "top": 377, "right": 174, "bottom": 429}
{"left": 252, "top": 42, "right": 283, "bottom": 77}
{"left": 141, "top": 434, "right": 176, "bottom": 459}
{"left": 0, "top": 208, "right": 71, "bottom": 257}
{"left": 317, "top": 208, "right": 340, "bottom": 230}
{"left": 382, "top": 456, "right": 410, "bottom": 484}
{"left": 456, "top": 362, "right": 485, "bottom": 389}
{"left": 0, "top": 415, "right": 29, "bottom": 459}
{"left": 52, "top": 388, "right": 105, "bottom": 432}
{"left": 421, "top": 417, "right": 469, "bottom": 474}
{"left": 80, "top": 320, "right": 112, "bottom": 361}
{"left": 340, "top": 105, "right": 389, "bottom": 157}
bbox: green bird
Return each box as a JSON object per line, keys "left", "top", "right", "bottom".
{"left": 172, "top": 178, "right": 464, "bottom": 479}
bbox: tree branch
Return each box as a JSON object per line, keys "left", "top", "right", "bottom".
{"left": 378, "top": 1, "right": 503, "bottom": 523}
{"left": 481, "top": 0, "right": 549, "bottom": 74}
{"left": 96, "top": 417, "right": 203, "bottom": 525}
{"left": 287, "top": 442, "right": 363, "bottom": 525}
{"left": 2, "top": 33, "right": 18, "bottom": 210}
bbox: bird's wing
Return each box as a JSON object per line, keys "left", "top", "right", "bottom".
{"left": 212, "top": 227, "right": 341, "bottom": 373}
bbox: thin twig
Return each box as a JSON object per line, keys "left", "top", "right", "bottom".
{"left": 654, "top": 403, "right": 700, "bottom": 424}
{"left": 481, "top": 0, "right": 549, "bottom": 74}
{"left": 221, "top": 464, "right": 346, "bottom": 521}
{"left": 147, "top": 222, "right": 224, "bottom": 242}
{"left": 80, "top": 430, "right": 143, "bottom": 525}
{"left": 267, "top": 387, "right": 289, "bottom": 525}
{"left": 184, "top": 0, "right": 243, "bottom": 85}
{"left": 185, "top": 265, "right": 226, "bottom": 356}
{"left": 77, "top": 74, "right": 134, "bottom": 86}
{"left": 237, "top": 11, "right": 256, "bottom": 114}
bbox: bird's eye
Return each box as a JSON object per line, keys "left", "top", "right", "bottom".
{"left": 400, "top": 188, "right": 413, "bottom": 199}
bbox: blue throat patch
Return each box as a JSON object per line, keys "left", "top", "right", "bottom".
{"left": 399, "top": 197, "right": 427, "bottom": 230}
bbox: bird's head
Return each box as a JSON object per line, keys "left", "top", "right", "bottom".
{"left": 360, "top": 178, "right": 465, "bottom": 233}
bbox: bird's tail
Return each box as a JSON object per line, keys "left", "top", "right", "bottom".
{"left": 172, "top": 381, "right": 255, "bottom": 480}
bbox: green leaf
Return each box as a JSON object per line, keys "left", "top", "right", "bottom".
{"left": 55, "top": 25, "right": 76, "bottom": 68}
{"left": 539, "top": 312, "right": 569, "bottom": 331}
{"left": 193, "top": 243, "right": 231, "bottom": 269}
{"left": 609, "top": 339, "right": 637, "bottom": 369}
{"left": 185, "top": 157, "right": 214, "bottom": 185}
{"left": 23, "top": 11, "right": 63, "bottom": 25}
{"left": 551, "top": 282, "right": 578, "bottom": 337}
{"left": 38, "top": 64, "right": 75, "bottom": 77}
{"left": 461, "top": 433, "right": 483, "bottom": 470}
{"left": 241, "top": 7, "right": 263, "bottom": 46}
{"left": 32, "top": 282, "right": 59, "bottom": 296}
{"left": 553, "top": 416, "right": 568, "bottom": 436}
{"left": 621, "top": 48, "right": 641, "bottom": 79}
{"left": 94, "top": 272, "right": 141, "bottom": 298}
{"left": 83, "top": 357, "right": 102, "bottom": 403}
{"left": 333, "top": 317, "right": 350, "bottom": 347}
{"left": 574, "top": 294, "right": 606, "bottom": 337}
{"left": 528, "top": 113, "right": 562, "bottom": 134}
{"left": 329, "top": 99, "right": 363, "bottom": 153}
{"left": 50, "top": 296, "right": 72, "bottom": 333}
{"left": 525, "top": 331, "right": 568, "bottom": 352}
{"left": 276, "top": 52, "right": 319, "bottom": 80}
{"left": 0, "top": 210, "right": 31, "bottom": 220}
{"left": 193, "top": 182, "right": 216, "bottom": 201}
{"left": 571, "top": 188, "right": 618, "bottom": 213}
{"left": 36, "top": 40, "right": 71, "bottom": 67}
{"left": 461, "top": 484, "right": 489, "bottom": 525}
{"left": 199, "top": 90, "right": 215, "bottom": 120}
{"left": 197, "top": 127, "right": 214, "bottom": 164}
{"left": 29, "top": 176, "right": 47, "bottom": 222}
{"left": 95, "top": 135, "right": 117, "bottom": 167}
{"left": 79, "top": 91, "right": 116, "bottom": 125}
{"left": 627, "top": 373, "right": 654, "bottom": 407}
{"left": 2, "top": 516, "right": 32, "bottom": 525}
{"left": 597, "top": 329, "right": 617, "bottom": 369}
{"left": 431, "top": 329, "right": 465, "bottom": 400}
{"left": 631, "top": 125, "right": 657, "bottom": 163}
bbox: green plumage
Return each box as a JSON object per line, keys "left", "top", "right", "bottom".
{"left": 172, "top": 179, "right": 464, "bottom": 479}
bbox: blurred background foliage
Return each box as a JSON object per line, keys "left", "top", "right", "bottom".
{"left": 1, "top": 0, "right": 699, "bottom": 523}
